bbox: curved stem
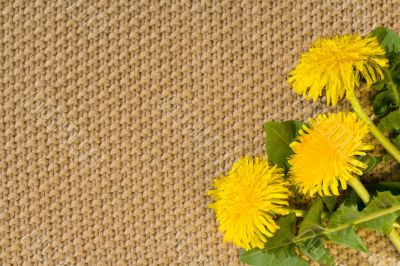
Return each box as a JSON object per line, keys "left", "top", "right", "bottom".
{"left": 348, "top": 175, "right": 400, "bottom": 252}
{"left": 349, "top": 95, "right": 400, "bottom": 163}
{"left": 389, "top": 229, "right": 400, "bottom": 252}
{"left": 349, "top": 94, "right": 400, "bottom": 252}
{"left": 348, "top": 177, "right": 370, "bottom": 204}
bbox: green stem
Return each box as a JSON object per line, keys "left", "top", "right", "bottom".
{"left": 349, "top": 94, "right": 400, "bottom": 252}
{"left": 347, "top": 174, "right": 400, "bottom": 252}
{"left": 266, "top": 203, "right": 400, "bottom": 253}
{"left": 294, "top": 204, "right": 400, "bottom": 245}
{"left": 349, "top": 95, "right": 400, "bottom": 164}
{"left": 281, "top": 207, "right": 307, "bottom": 218}
{"left": 282, "top": 207, "right": 330, "bottom": 221}
{"left": 348, "top": 177, "right": 370, "bottom": 204}
{"left": 389, "top": 83, "right": 400, "bottom": 107}
{"left": 281, "top": 197, "right": 400, "bottom": 252}
{"left": 389, "top": 229, "right": 400, "bottom": 252}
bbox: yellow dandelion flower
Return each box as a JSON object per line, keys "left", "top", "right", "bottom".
{"left": 288, "top": 112, "right": 373, "bottom": 197}
{"left": 289, "top": 35, "right": 388, "bottom": 105}
{"left": 208, "top": 157, "right": 290, "bottom": 250}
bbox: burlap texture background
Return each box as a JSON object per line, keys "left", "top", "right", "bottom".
{"left": 2, "top": 0, "right": 400, "bottom": 265}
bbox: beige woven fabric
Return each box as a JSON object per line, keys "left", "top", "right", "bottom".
{"left": 2, "top": 0, "right": 400, "bottom": 265}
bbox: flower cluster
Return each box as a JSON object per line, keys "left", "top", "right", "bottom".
{"left": 208, "top": 28, "right": 400, "bottom": 265}
{"left": 209, "top": 112, "right": 371, "bottom": 250}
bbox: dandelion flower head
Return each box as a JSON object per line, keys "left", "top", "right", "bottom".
{"left": 289, "top": 35, "right": 387, "bottom": 105}
{"left": 208, "top": 157, "right": 290, "bottom": 250}
{"left": 288, "top": 112, "right": 373, "bottom": 197}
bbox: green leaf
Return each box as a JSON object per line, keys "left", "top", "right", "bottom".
{"left": 240, "top": 248, "right": 308, "bottom": 266}
{"left": 298, "top": 198, "right": 324, "bottom": 236}
{"left": 372, "top": 26, "right": 389, "bottom": 43}
{"left": 380, "top": 29, "right": 400, "bottom": 53}
{"left": 383, "top": 153, "right": 394, "bottom": 162}
{"left": 357, "top": 191, "right": 400, "bottom": 234}
{"left": 240, "top": 213, "right": 308, "bottom": 266}
{"left": 358, "top": 156, "right": 382, "bottom": 175}
{"left": 382, "top": 134, "right": 400, "bottom": 160}
{"left": 266, "top": 213, "right": 297, "bottom": 251}
{"left": 373, "top": 90, "right": 396, "bottom": 116}
{"left": 343, "top": 188, "right": 362, "bottom": 207}
{"left": 393, "top": 134, "right": 400, "bottom": 149}
{"left": 298, "top": 238, "right": 335, "bottom": 266}
{"left": 378, "top": 109, "right": 400, "bottom": 133}
{"left": 321, "top": 196, "right": 337, "bottom": 213}
{"left": 389, "top": 52, "right": 400, "bottom": 67}
{"left": 264, "top": 121, "right": 303, "bottom": 171}
{"left": 297, "top": 198, "right": 335, "bottom": 266}
{"left": 372, "top": 26, "right": 400, "bottom": 53}
{"left": 326, "top": 204, "right": 368, "bottom": 252}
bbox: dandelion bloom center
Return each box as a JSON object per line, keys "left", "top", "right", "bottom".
{"left": 208, "top": 157, "right": 290, "bottom": 250}
{"left": 289, "top": 35, "right": 388, "bottom": 105}
{"left": 288, "top": 112, "right": 373, "bottom": 196}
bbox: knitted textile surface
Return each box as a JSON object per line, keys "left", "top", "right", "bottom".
{"left": 2, "top": 1, "right": 400, "bottom": 265}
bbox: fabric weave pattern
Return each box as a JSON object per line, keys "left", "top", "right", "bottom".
{"left": 1, "top": 0, "right": 400, "bottom": 265}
